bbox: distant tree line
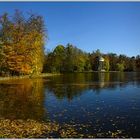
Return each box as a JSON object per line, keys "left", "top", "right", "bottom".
{"left": 43, "top": 44, "right": 140, "bottom": 73}
{"left": 43, "top": 44, "right": 91, "bottom": 73}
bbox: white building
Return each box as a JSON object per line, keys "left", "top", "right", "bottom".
{"left": 98, "top": 56, "right": 105, "bottom": 71}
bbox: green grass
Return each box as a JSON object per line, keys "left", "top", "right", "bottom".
{"left": 0, "top": 73, "right": 61, "bottom": 81}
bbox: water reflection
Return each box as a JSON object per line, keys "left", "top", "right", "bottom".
{"left": 0, "top": 72, "right": 140, "bottom": 117}
{"left": 0, "top": 78, "right": 45, "bottom": 120}
{"left": 45, "top": 72, "right": 140, "bottom": 99}
{"left": 0, "top": 72, "right": 140, "bottom": 138}
{"left": 43, "top": 72, "right": 140, "bottom": 138}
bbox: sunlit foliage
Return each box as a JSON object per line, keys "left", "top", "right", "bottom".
{"left": 44, "top": 46, "right": 140, "bottom": 73}
{"left": 44, "top": 44, "right": 91, "bottom": 73}
{"left": 0, "top": 10, "right": 46, "bottom": 76}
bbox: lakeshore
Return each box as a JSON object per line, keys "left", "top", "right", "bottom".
{"left": 0, "top": 71, "right": 139, "bottom": 82}
{"left": 0, "top": 73, "right": 61, "bottom": 82}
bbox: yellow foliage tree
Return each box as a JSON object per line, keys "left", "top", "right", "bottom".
{"left": 0, "top": 10, "right": 46, "bottom": 76}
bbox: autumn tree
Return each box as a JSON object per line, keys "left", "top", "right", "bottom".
{"left": 0, "top": 10, "right": 46, "bottom": 76}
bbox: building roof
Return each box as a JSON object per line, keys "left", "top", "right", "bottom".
{"left": 99, "top": 56, "right": 104, "bottom": 62}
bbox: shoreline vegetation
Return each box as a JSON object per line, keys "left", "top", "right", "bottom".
{"left": 0, "top": 71, "right": 139, "bottom": 82}
{"left": 0, "top": 71, "right": 140, "bottom": 82}
{"left": 0, "top": 73, "right": 61, "bottom": 82}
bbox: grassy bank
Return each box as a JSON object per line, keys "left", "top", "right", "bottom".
{"left": 0, "top": 71, "right": 138, "bottom": 81}
{"left": 0, "top": 73, "right": 61, "bottom": 81}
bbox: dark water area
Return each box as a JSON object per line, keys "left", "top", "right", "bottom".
{"left": 0, "top": 72, "right": 140, "bottom": 138}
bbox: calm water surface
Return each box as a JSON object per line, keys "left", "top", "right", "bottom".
{"left": 0, "top": 72, "right": 140, "bottom": 137}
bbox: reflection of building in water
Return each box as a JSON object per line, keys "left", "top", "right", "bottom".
{"left": 98, "top": 56, "right": 105, "bottom": 71}
{"left": 99, "top": 73, "right": 105, "bottom": 88}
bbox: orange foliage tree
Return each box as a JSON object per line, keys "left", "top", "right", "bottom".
{"left": 0, "top": 10, "right": 46, "bottom": 76}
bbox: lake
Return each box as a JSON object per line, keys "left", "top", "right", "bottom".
{"left": 0, "top": 72, "right": 140, "bottom": 138}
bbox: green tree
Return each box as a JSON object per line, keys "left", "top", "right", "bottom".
{"left": 136, "top": 55, "right": 140, "bottom": 71}
{"left": 43, "top": 43, "right": 91, "bottom": 73}
{"left": 107, "top": 53, "right": 118, "bottom": 71}
{"left": 104, "top": 56, "right": 110, "bottom": 71}
{"left": 89, "top": 49, "right": 101, "bottom": 71}
{"left": 116, "top": 62, "right": 125, "bottom": 72}
{"left": 64, "top": 43, "right": 89, "bottom": 72}
{"left": 53, "top": 45, "right": 65, "bottom": 72}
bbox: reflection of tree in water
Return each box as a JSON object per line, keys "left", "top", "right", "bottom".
{"left": 0, "top": 78, "right": 45, "bottom": 120}
{"left": 46, "top": 84, "right": 86, "bottom": 101}
{"left": 0, "top": 73, "right": 139, "bottom": 119}
{"left": 45, "top": 73, "right": 91, "bottom": 100}
{"left": 135, "top": 72, "right": 140, "bottom": 87}
{"left": 45, "top": 72, "right": 140, "bottom": 99}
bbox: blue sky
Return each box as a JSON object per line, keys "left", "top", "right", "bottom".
{"left": 0, "top": 2, "right": 140, "bottom": 56}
